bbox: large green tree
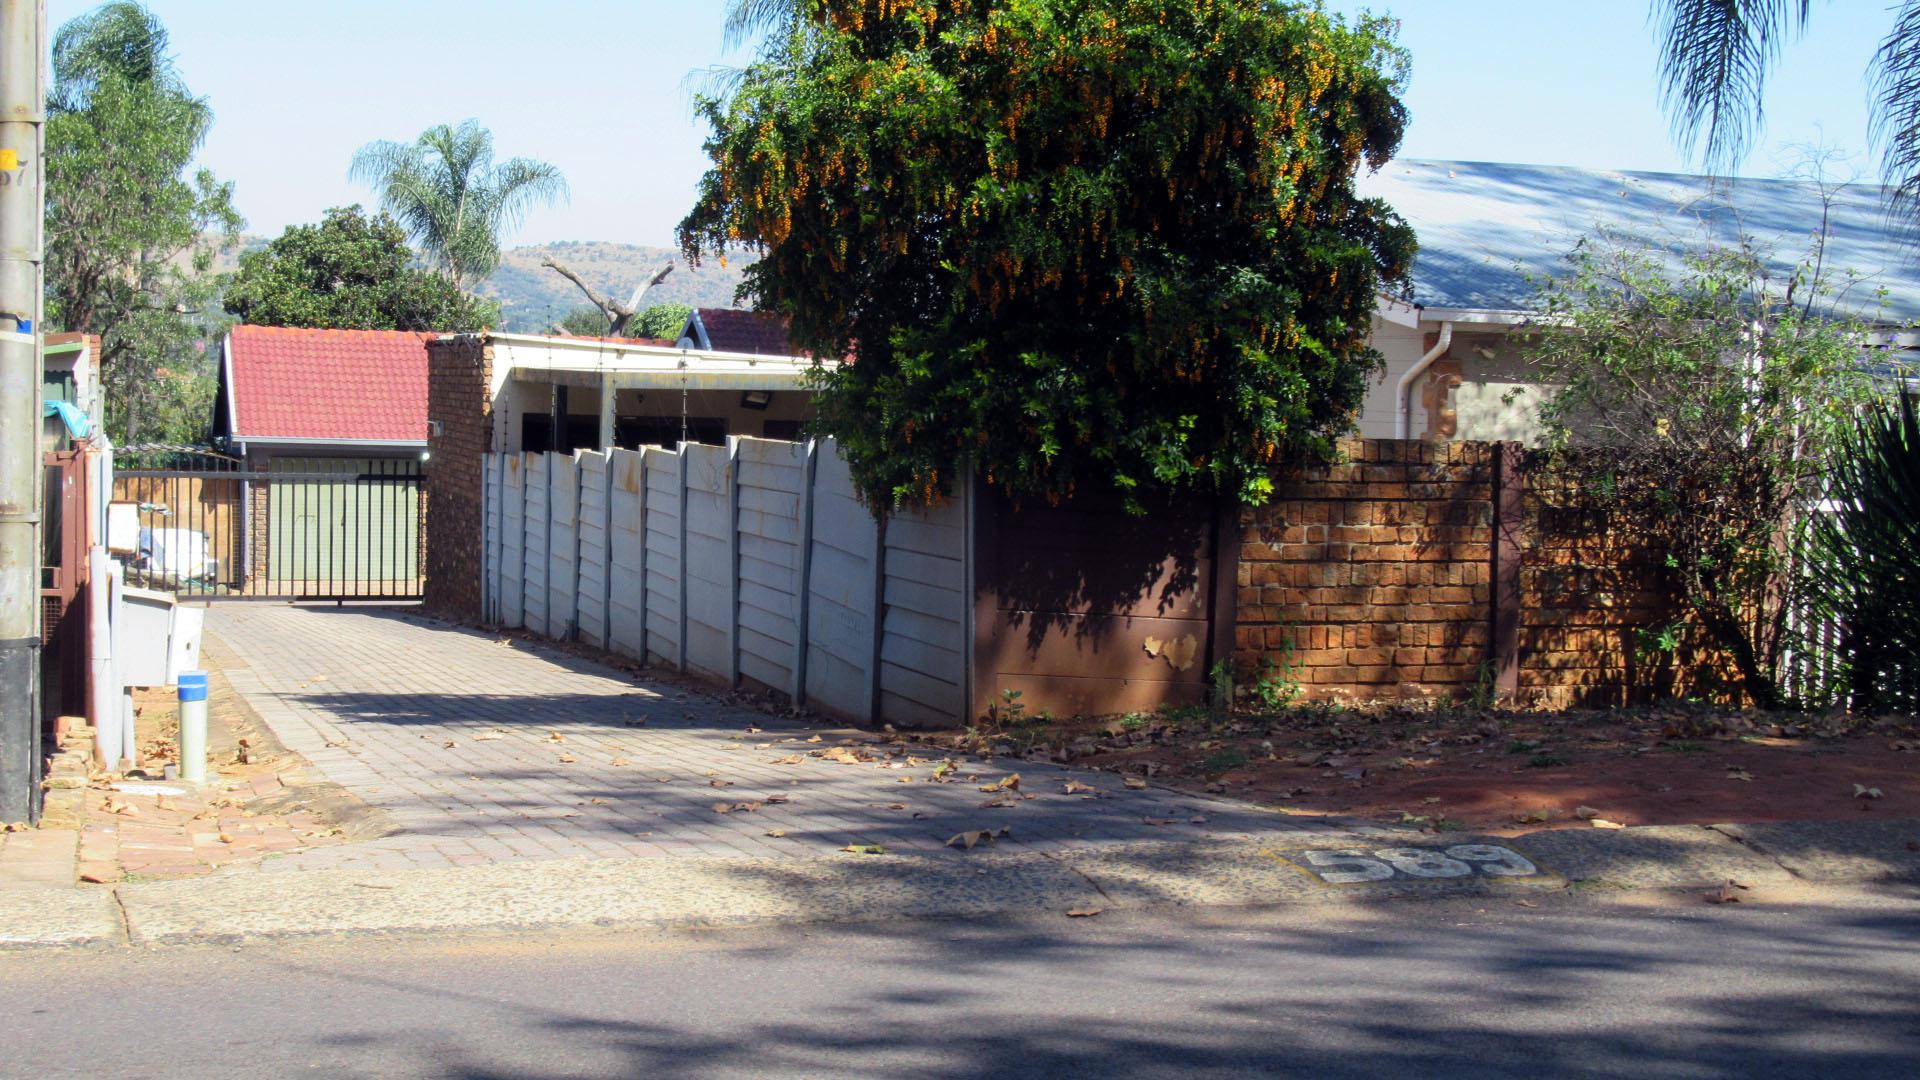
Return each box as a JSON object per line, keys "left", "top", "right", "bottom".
{"left": 681, "top": 0, "right": 1414, "bottom": 509}
{"left": 46, "top": 0, "right": 241, "bottom": 443}
{"left": 224, "top": 206, "right": 498, "bottom": 331}
{"left": 1652, "top": 1, "right": 1920, "bottom": 218}
{"left": 351, "top": 120, "right": 568, "bottom": 290}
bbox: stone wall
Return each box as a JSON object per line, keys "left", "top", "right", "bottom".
{"left": 424, "top": 335, "right": 493, "bottom": 621}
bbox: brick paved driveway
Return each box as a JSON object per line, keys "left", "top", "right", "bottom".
{"left": 206, "top": 606, "right": 1334, "bottom": 874}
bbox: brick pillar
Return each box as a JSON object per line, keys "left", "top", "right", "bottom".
{"left": 1490, "top": 441, "right": 1525, "bottom": 702}
{"left": 424, "top": 335, "right": 493, "bottom": 621}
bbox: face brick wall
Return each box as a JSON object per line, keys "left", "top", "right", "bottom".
{"left": 1518, "top": 467, "right": 1729, "bottom": 708}
{"left": 1235, "top": 440, "right": 1496, "bottom": 700}
{"left": 1235, "top": 439, "right": 1719, "bottom": 708}
{"left": 424, "top": 335, "right": 493, "bottom": 621}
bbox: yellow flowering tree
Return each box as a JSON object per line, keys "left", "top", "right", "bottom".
{"left": 681, "top": 0, "right": 1415, "bottom": 509}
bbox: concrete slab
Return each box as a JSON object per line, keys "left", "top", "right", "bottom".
{"left": 0, "top": 887, "right": 121, "bottom": 950}
{"left": 118, "top": 849, "right": 1104, "bottom": 945}
{"left": 1710, "top": 818, "right": 1920, "bottom": 882}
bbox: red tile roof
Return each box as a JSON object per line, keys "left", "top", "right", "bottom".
{"left": 225, "top": 325, "right": 435, "bottom": 443}
{"left": 694, "top": 308, "right": 794, "bottom": 356}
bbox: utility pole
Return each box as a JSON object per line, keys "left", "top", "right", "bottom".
{"left": 0, "top": 0, "right": 45, "bottom": 824}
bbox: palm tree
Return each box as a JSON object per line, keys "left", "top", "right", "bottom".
{"left": 1652, "top": 1, "right": 1920, "bottom": 219}
{"left": 350, "top": 120, "right": 568, "bottom": 289}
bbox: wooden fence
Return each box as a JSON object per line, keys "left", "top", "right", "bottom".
{"left": 482, "top": 438, "right": 971, "bottom": 727}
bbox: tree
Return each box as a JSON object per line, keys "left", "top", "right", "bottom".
{"left": 351, "top": 120, "right": 569, "bottom": 289}
{"left": 541, "top": 258, "right": 673, "bottom": 336}
{"left": 557, "top": 301, "right": 690, "bottom": 340}
{"left": 1522, "top": 231, "right": 1877, "bottom": 708}
{"left": 680, "top": 1, "right": 1414, "bottom": 510}
{"left": 224, "top": 206, "right": 498, "bottom": 332}
{"left": 45, "top": 1, "right": 242, "bottom": 442}
{"left": 1652, "top": 0, "right": 1920, "bottom": 221}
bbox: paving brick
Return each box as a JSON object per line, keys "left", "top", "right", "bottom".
{"left": 198, "top": 605, "right": 1323, "bottom": 876}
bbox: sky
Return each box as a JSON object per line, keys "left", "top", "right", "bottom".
{"left": 44, "top": 0, "right": 1900, "bottom": 249}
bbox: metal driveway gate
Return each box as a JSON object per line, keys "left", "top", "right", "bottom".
{"left": 113, "top": 449, "right": 423, "bottom": 600}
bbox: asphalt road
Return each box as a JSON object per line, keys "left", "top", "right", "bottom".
{"left": 3, "top": 884, "right": 1917, "bottom": 1079}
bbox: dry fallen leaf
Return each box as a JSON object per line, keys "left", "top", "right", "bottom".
{"left": 819, "top": 746, "right": 869, "bottom": 764}
{"left": 1590, "top": 818, "right": 1627, "bottom": 829}
{"left": 1123, "top": 776, "right": 1149, "bottom": 790}
{"left": 765, "top": 829, "right": 787, "bottom": 838}
{"left": 1063, "top": 781, "right": 1098, "bottom": 795}
{"left": 474, "top": 732, "right": 505, "bottom": 742}
{"left": 217, "top": 832, "right": 235, "bottom": 844}
{"left": 770, "top": 755, "right": 804, "bottom": 765}
{"left": 946, "top": 828, "right": 1010, "bottom": 850}
{"left": 713, "top": 802, "right": 762, "bottom": 814}
{"left": 609, "top": 757, "right": 631, "bottom": 767}
{"left": 443, "top": 740, "right": 458, "bottom": 749}
{"left": 840, "top": 843, "right": 887, "bottom": 855}
{"left": 1727, "top": 767, "right": 1753, "bottom": 782}
{"left": 980, "top": 793, "right": 1018, "bottom": 808}
{"left": 1066, "top": 906, "right": 1103, "bottom": 918}
{"left": 556, "top": 753, "right": 577, "bottom": 764}
{"left": 1143, "top": 817, "right": 1178, "bottom": 826}
{"left": 885, "top": 803, "right": 909, "bottom": 810}
{"left": 763, "top": 793, "right": 791, "bottom": 804}
{"left": 806, "top": 734, "right": 823, "bottom": 744}
{"left": 708, "top": 778, "right": 734, "bottom": 788}
{"left": 720, "top": 743, "right": 743, "bottom": 751}
{"left": 979, "top": 774, "right": 1021, "bottom": 793}
{"left": 1854, "top": 784, "right": 1885, "bottom": 800}
{"left": 1705, "top": 879, "right": 1751, "bottom": 904}
{"left": 546, "top": 732, "right": 567, "bottom": 744}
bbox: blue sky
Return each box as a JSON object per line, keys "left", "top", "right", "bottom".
{"left": 47, "top": 0, "right": 1898, "bottom": 248}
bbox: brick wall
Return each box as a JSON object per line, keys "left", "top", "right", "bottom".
{"left": 1234, "top": 439, "right": 1713, "bottom": 708}
{"left": 1235, "top": 440, "right": 1497, "bottom": 701}
{"left": 1518, "top": 465, "right": 1727, "bottom": 708}
{"left": 424, "top": 335, "right": 493, "bottom": 620}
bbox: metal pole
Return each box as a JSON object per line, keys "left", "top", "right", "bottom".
{"left": 0, "top": 0, "right": 46, "bottom": 823}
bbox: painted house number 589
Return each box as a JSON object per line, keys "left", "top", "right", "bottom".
{"left": 1295, "top": 845, "right": 1540, "bottom": 883}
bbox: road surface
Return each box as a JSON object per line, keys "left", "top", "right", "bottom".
{"left": 3, "top": 884, "right": 1916, "bottom": 1078}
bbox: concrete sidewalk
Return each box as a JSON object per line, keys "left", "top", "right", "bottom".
{"left": 2, "top": 814, "right": 1913, "bottom": 949}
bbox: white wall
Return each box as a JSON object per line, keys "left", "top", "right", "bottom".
{"left": 481, "top": 438, "right": 971, "bottom": 727}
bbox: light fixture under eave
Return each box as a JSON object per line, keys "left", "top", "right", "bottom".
{"left": 740, "top": 390, "right": 773, "bottom": 410}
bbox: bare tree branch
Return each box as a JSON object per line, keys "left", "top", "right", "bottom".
{"left": 542, "top": 258, "right": 674, "bottom": 336}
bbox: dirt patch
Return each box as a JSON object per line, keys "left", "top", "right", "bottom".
{"left": 906, "top": 703, "right": 1920, "bottom": 837}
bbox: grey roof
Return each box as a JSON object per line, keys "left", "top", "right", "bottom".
{"left": 1358, "top": 159, "right": 1920, "bottom": 324}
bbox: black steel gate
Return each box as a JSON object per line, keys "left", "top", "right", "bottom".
{"left": 113, "top": 448, "right": 424, "bottom": 601}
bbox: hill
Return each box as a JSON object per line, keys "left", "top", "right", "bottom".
{"left": 476, "top": 241, "right": 751, "bottom": 332}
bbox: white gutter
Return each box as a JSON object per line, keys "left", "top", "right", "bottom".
{"left": 222, "top": 332, "right": 239, "bottom": 437}
{"left": 1395, "top": 321, "right": 1452, "bottom": 440}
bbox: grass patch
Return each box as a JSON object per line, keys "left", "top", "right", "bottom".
{"left": 1525, "top": 754, "right": 1569, "bottom": 768}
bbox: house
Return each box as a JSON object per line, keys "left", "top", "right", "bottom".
{"left": 214, "top": 324, "right": 434, "bottom": 469}
{"left": 477, "top": 313, "right": 825, "bottom": 455}
{"left": 1353, "top": 159, "right": 1920, "bottom": 443}
{"left": 42, "top": 332, "right": 101, "bottom": 451}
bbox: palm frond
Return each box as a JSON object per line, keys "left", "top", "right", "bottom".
{"left": 1870, "top": 1, "right": 1920, "bottom": 228}
{"left": 1651, "top": 0, "right": 1813, "bottom": 171}
{"left": 724, "top": 0, "right": 802, "bottom": 52}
